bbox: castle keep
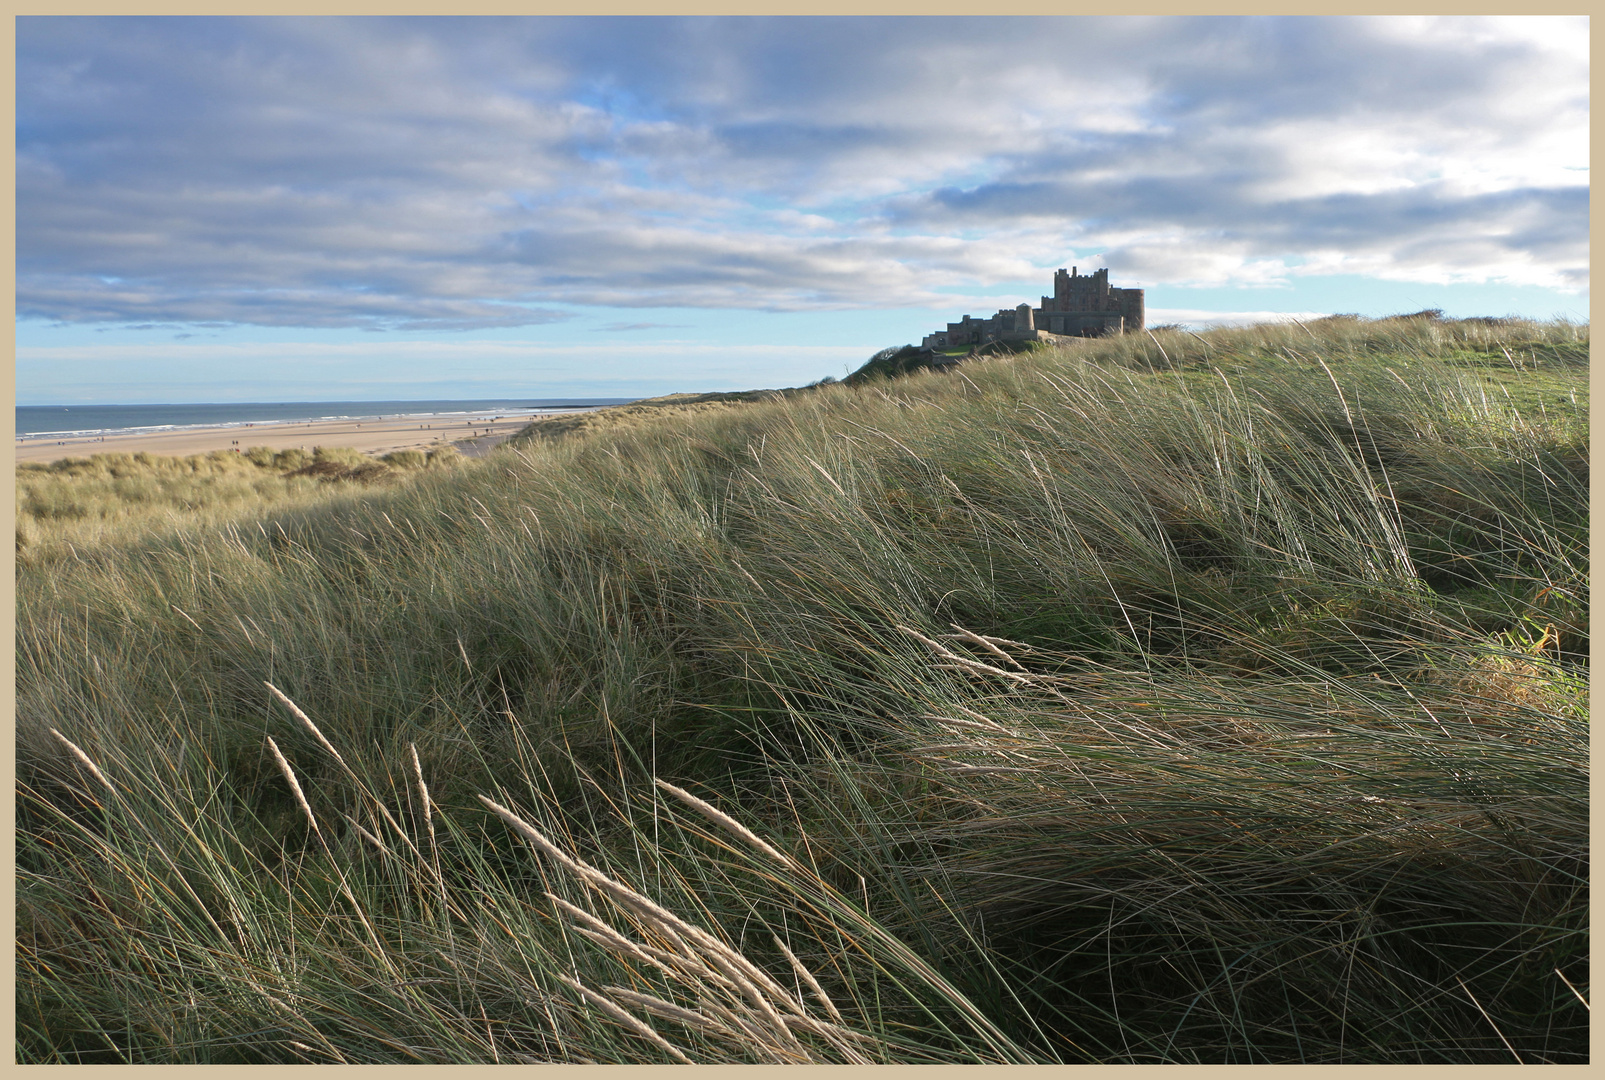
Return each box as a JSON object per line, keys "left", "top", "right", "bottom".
{"left": 921, "top": 267, "right": 1144, "bottom": 351}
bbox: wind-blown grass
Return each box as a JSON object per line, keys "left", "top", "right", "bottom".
{"left": 17, "top": 313, "right": 1588, "bottom": 1062}
{"left": 16, "top": 445, "right": 461, "bottom": 564}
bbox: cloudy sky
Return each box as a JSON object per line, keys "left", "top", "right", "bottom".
{"left": 17, "top": 15, "right": 1589, "bottom": 404}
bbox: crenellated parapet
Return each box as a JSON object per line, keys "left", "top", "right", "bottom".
{"left": 921, "top": 267, "right": 1143, "bottom": 350}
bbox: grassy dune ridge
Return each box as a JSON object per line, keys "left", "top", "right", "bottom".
{"left": 16, "top": 314, "right": 1588, "bottom": 1063}
{"left": 15, "top": 443, "right": 464, "bottom": 561}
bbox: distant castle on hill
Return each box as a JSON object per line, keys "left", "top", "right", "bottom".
{"left": 921, "top": 267, "right": 1145, "bottom": 351}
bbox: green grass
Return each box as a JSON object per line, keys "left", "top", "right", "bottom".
{"left": 16, "top": 312, "right": 1588, "bottom": 1063}
{"left": 16, "top": 444, "right": 462, "bottom": 565}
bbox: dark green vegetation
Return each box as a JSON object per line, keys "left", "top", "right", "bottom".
{"left": 18, "top": 314, "right": 1588, "bottom": 1063}
{"left": 845, "top": 340, "right": 1046, "bottom": 386}
{"left": 847, "top": 343, "right": 953, "bottom": 384}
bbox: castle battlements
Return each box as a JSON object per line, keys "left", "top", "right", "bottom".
{"left": 921, "top": 267, "right": 1144, "bottom": 351}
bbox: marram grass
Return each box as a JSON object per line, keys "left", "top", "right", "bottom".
{"left": 17, "top": 313, "right": 1587, "bottom": 1062}
{"left": 16, "top": 443, "right": 462, "bottom": 563}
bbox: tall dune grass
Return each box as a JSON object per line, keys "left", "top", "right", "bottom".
{"left": 17, "top": 314, "right": 1588, "bottom": 1062}
{"left": 15, "top": 445, "right": 461, "bottom": 564}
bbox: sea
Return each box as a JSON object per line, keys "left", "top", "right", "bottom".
{"left": 15, "top": 399, "right": 636, "bottom": 442}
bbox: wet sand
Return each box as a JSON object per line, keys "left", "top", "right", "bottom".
{"left": 14, "top": 410, "right": 585, "bottom": 465}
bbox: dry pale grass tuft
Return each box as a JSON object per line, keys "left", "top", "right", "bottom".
{"left": 17, "top": 315, "right": 1587, "bottom": 1063}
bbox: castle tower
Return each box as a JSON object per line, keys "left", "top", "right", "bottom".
{"left": 924, "top": 266, "right": 1142, "bottom": 349}
{"left": 1122, "top": 289, "right": 1144, "bottom": 331}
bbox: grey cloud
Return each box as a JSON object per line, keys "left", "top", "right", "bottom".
{"left": 913, "top": 176, "right": 1585, "bottom": 247}
{"left": 1136, "top": 18, "right": 1496, "bottom": 125}
{"left": 889, "top": 130, "right": 1586, "bottom": 289}
{"left": 491, "top": 222, "right": 985, "bottom": 310}
{"left": 17, "top": 16, "right": 1588, "bottom": 331}
{"left": 20, "top": 274, "right": 573, "bottom": 331}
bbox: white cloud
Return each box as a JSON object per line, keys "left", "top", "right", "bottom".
{"left": 17, "top": 340, "right": 874, "bottom": 363}
{"left": 17, "top": 15, "right": 1589, "bottom": 340}
{"left": 1146, "top": 308, "right": 1335, "bottom": 329}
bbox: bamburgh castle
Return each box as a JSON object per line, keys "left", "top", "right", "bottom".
{"left": 921, "top": 267, "right": 1145, "bottom": 350}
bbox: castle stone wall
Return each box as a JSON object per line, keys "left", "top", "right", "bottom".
{"left": 921, "top": 267, "right": 1143, "bottom": 350}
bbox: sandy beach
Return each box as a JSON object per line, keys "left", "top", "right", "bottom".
{"left": 14, "top": 409, "right": 590, "bottom": 466}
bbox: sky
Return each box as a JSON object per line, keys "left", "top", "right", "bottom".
{"left": 16, "top": 15, "right": 1590, "bottom": 405}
